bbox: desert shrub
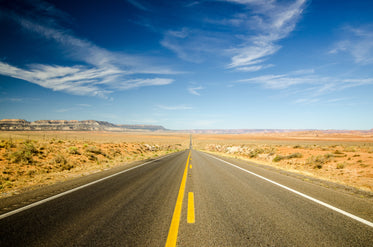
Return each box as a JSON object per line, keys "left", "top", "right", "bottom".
{"left": 86, "top": 146, "right": 106, "bottom": 156}
{"left": 8, "top": 142, "right": 38, "bottom": 165}
{"left": 333, "top": 150, "right": 344, "bottom": 155}
{"left": 314, "top": 164, "right": 323, "bottom": 169}
{"left": 288, "top": 152, "right": 303, "bottom": 159}
{"left": 324, "top": 153, "right": 334, "bottom": 159}
{"left": 248, "top": 148, "right": 265, "bottom": 158}
{"left": 343, "top": 146, "right": 356, "bottom": 152}
{"left": 52, "top": 154, "right": 67, "bottom": 165}
{"left": 0, "top": 140, "right": 16, "bottom": 149}
{"left": 273, "top": 153, "right": 302, "bottom": 162}
{"left": 273, "top": 155, "right": 285, "bottom": 162}
{"left": 306, "top": 155, "right": 328, "bottom": 169}
{"left": 51, "top": 154, "right": 74, "bottom": 171}
{"left": 110, "top": 149, "right": 121, "bottom": 157}
{"left": 26, "top": 169, "right": 37, "bottom": 177}
{"left": 69, "top": 146, "right": 81, "bottom": 155}
{"left": 86, "top": 153, "right": 97, "bottom": 161}
{"left": 336, "top": 163, "right": 346, "bottom": 169}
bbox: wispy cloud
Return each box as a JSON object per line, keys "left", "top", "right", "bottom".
{"left": 239, "top": 72, "right": 373, "bottom": 90}
{"left": 329, "top": 25, "right": 373, "bottom": 65}
{"left": 0, "top": 1, "right": 177, "bottom": 97}
{"left": 0, "top": 62, "right": 112, "bottom": 97}
{"left": 157, "top": 105, "right": 193, "bottom": 110}
{"left": 188, "top": 86, "right": 204, "bottom": 96}
{"left": 235, "top": 64, "right": 274, "bottom": 72}
{"left": 294, "top": 97, "right": 320, "bottom": 105}
{"left": 161, "top": 0, "right": 308, "bottom": 71}
{"left": 238, "top": 69, "right": 373, "bottom": 104}
{"left": 238, "top": 74, "right": 315, "bottom": 89}
{"left": 0, "top": 62, "right": 174, "bottom": 97}
{"left": 226, "top": 0, "right": 307, "bottom": 69}
{"left": 116, "top": 78, "right": 174, "bottom": 90}
{"left": 56, "top": 103, "right": 92, "bottom": 113}
{"left": 126, "top": 0, "right": 150, "bottom": 11}
{"left": 0, "top": 97, "right": 24, "bottom": 103}
{"left": 161, "top": 28, "right": 227, "bottom": 63}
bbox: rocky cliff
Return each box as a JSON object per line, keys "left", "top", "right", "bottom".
{"left": 0, "top": 119, "right": 166, "bottom": 132}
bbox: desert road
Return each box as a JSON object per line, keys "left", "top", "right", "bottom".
{"left": 1, "top": 149, "right": 372, "bottom": 246}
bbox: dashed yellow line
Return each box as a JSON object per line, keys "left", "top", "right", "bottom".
{"left": 187, "top": 192, "right": 195, "bottom": 224}
{"left": 165, "top": 151, "right": 191, "bottom": 247}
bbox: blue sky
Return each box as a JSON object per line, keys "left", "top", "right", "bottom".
{"left": 0, "top": 0, "right": 372, "bottom": 130}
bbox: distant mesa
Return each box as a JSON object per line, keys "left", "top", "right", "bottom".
{"left": 0, "top": 119, "right": 167, "bottom": 132}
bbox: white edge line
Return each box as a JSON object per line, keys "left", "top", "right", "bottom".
{"left": 203, "top": 152, "right": 373, "bottom": 228}
{"left": 0, "top": 151, "right": 180, "bottom": 220}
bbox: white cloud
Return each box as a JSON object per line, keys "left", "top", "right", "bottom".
{"left": 157, "top": 105, "right": 193, "bottom": 110}
{"left": 161, "top": 0, "right": 307, "bottom": 72}
{"left": 239, "top": 73, "right": 373, "bottom": 91}
{"left": 0, "top": 2, "right": 178, "bottom": 97}
{"left": 0, "top": 62, "right": 173, "bottom": 97}
{"left": 235, "top": 64, "right": 274, "bottom": 72}
{"left": 294, "top": 98, "right": 320, "bottom": 105}
{"left": 228, "top": 41, "right": 280, "bottom": 68}
{"left": 226, "top": 0, "right": 307, "bottom": 69}
{"left": 0, "top": 62, "right": 112, "bottom": 97}
{"left": 329, "top": 26, "right": 373, "bottom": 65}
{"left": 126, "top": 0, "right": 150, "bottom": 11}
{"left": 117, "top": 78, "right": 174, "bottom": 90}
{"left": 161, "top": 28, "right": 227, "bottom": 63}
{"left": 238, "top": 70, "right": 373, "bottom": 104}
{"left": 188, "top": 86, "right": 204, "bottom": 96}
{"left": 238, "top": 74, "right": 315, "bottom": 89}
{"left": 0, "top": 97, "right": 23, "bottom": 103}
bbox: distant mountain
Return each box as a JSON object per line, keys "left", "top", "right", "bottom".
{"left": 0, "top": 119, "right": 167, "bottom": 132}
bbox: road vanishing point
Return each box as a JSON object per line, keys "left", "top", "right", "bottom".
{"left": 1, "top": 149, "right": 373, "bottom": 246}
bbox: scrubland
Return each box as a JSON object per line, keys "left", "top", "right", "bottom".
{"left": 0, "top": 131, "right": 189, "bottom": 197}
{"left": 193, "top": 132, "right": 373, "bottom": 193}
{"left": 2, "top": 130, "right": 373, "bottom": 198}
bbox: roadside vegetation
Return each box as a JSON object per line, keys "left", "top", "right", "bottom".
{"left": 0, "top": 131, "right": 189, "bottom": 197}
{"left": 193, "top": 133, "right": 373, "bottom": 193}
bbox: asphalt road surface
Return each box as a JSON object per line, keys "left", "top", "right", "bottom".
{"left": 1, "top": 149, "right": 372, "bottom": 246}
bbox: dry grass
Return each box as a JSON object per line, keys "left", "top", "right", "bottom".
{"left": 193, "top": 133, "right": 373, "bottom": 192}
{"left": 0, "top": 131, "right": 189, "bottom": 197}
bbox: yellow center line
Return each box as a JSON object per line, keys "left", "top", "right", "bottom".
{"left": 165, "top": 150, "right": 191, "bottom": 247}
{"left": 190, "top": 164, "right": 192, "bottom": 169}
{"left": 187, "top": 192, "right": 195, "bottom": 224}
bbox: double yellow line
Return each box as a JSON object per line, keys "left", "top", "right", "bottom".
{"left": 165, "top": 150, "right": 194, "bottom": 247}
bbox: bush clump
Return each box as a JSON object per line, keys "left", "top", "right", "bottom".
{"left": 51, "top": 154, "right": 74, "bottom": 171}
{"left": 86, "top": 146, "right": 106, "bottom": 156}
{"left": 8, "top": 142, "right": 38, "bottom": 165}
{"left": 69, "top": 146, "right": 80, "bottom": 155}
{"left": 273, "top": 152, "right": 302, "bottom": 162}
{"left": 273, "top": 155, "right": 285, "bottom": 162}
{"left": 336, "top": 163, "right": 346, "bottom": 169}
{"left": 306, "top": 155, "right": 329, "bottom": 169}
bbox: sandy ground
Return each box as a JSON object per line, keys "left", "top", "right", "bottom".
{"left": 0, "top": 131, "right": 189, "bottom": 198}
{"left": 1, "top": 130, "right": 373, "bottom": 198}
{"left": 192, "top": 132, "right": 373, "bottom": 193}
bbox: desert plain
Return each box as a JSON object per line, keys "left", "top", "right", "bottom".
{"left": 193, "top": 131, "right": 373, "bottom": 194}
{"left": 1, "top": 130, "right": 373, "bottom": 198}
{"left": 0, "top": 131, "right": 189, "bottom": 198}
